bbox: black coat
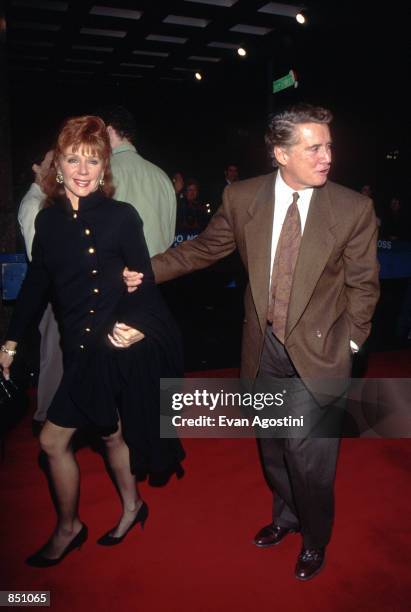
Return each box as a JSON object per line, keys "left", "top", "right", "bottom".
{"left": 8, "top": 191, "right": 185, "bottom": 482}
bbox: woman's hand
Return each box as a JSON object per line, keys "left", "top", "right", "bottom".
{"left": 0, "top": 341, "right": 17, "bottom": 380}
{"left": 108, "top": 322, "right": 145, "bottom": 349}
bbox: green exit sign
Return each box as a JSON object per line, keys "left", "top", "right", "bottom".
{"left": 272, "top": 70, "right": 298, "bottom": 93}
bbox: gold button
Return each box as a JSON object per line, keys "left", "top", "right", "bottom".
{"left": 85, "top": 229, "right": 91, "bottom": 235}
{"left": 89, "top": 309, "right": 95, "bottom": 314}
{"left": 73, "top": 213, "right": 78, "bottom": 219}
{"left": 85, "top": 327, "right": 91, "bottom": 332}
{"left": 93, "top": 288, "right": 99, "bottom": 294}
{"left": 88, "top": 247, "right": 95, "bottom": 254}
{"left": 79, "top": 344, "right": 85, "bottom": 349}
{"left": 91, "top": 269, "right": 98, "bottom": 275}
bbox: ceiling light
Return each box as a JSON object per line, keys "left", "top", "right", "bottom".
{"left": 237, "top": 47, "right": 246, "bottom": 57}
{"left": 296, "top": 12, "right": 306, "bottom": 24}
{"left": 195, "top": 71, "right": 203, "bottom": 81}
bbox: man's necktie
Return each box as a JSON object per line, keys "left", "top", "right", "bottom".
{"left": 268, "top": 191, "right": 301, "bottom": 344}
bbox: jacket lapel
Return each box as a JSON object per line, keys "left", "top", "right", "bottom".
{"left": 244, "top": 172, "right": 276, "bottom": 333}
{"left": 285, "top": 184, "right": 336, "bottom": 338}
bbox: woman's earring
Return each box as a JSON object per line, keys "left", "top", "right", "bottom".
{"left": 56, "top": 173, "right": 64, "bottom": 184}
{"left": 99, "top": 176, "right": 105, "bottom": 187}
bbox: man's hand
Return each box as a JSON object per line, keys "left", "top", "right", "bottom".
{"left": 32, "top": 150, "right": 54, "bottom": 187}
{"left": 122, "top": 267, "right": 144, "bottom": 293}
{"left": 108, "top": 322, "right": 145, "bottom": 348}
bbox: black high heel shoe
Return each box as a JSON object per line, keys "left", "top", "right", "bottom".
{"left": 97, "top": 501, "right": 149, "bottom": 546}
{"left": 26, "top": 524, "right": 88, "bottom": 567}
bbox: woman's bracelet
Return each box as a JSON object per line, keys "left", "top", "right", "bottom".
{"left": 1, "top": 345, "right": 17, "bottom": 357}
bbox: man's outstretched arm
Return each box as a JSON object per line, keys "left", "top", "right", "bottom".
{"left": 123, "top": 188, "right": 238, "bottom": 290}
{"left": 151, "top": 195, "right": 237, "bottom": 283}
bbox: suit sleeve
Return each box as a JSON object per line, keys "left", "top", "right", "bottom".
{"left": 343, "top": 198, "right": 380, "bottom": 347}
{"left": 151, "top": 186, "right": 237, "bottom": 283}
{"left": 7, "top": 214, "right": 51, "bottom": 342}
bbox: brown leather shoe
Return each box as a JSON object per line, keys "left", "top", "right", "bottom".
{"left": 253, "top": 523, "right": 297, "bottom": 548}
{"left": 295, "top": 547, "right": 325, "bottom": 581}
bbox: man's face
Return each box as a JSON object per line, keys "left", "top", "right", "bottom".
{"left": 275, "top": 123, "right": 332, "bottom": 190}
{"left": 225, "top": 165, "right": 239, "bottom": 183}
{"left": 186, "top": 184, "right": 199, "bottom": 202}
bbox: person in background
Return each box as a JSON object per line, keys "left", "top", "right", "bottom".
{"left": 360, "top": 184, "right": 381, "bottom": 227}
{"left": 18, "top": 150, "right": 64, "bottom": 427}
{"left": 381, "top": 195, "right": 410, "bottom": 241}
{"left": 172, "top": 171, "right": 187, "bottom": 236}
{"left": 211, "top": 163, "right": 240, "bottom": 214}
{"left": 172, "top": 171, "right": 185, "bottom": 200}
{"left": 184, "top": 178, "right": 210, "bottom": 232}
{"left": 97, "top": 105, "right": 176, "bottom": 257}
{"left": 224, "top": 163, "right": 239, "bottom": 187}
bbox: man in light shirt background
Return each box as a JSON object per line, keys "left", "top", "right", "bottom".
{"left": 98, "top": 105, "right": 176, "bottom": 257}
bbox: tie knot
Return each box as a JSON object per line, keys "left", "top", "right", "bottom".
{"left": 292, "top": 192, "right": 299, "bottom": 205}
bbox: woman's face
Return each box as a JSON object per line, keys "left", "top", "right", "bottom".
{"left": 57, "top": 145, "right": 104, "bottom": 208}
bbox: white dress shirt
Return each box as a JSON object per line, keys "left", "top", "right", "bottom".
{"left": 269, "top": 170, "right": 313, "bottom": 275}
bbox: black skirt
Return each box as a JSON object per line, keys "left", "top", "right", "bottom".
{"left": 48, "top": 314, "right": 185, "bottom": 485}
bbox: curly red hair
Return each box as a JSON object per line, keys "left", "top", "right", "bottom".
{"left": 42, "top": 115, "right": 115, "bottom": 204}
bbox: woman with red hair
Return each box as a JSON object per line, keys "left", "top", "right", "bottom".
{"left": 0, "top": 116, "right": 184, "bottom": 566}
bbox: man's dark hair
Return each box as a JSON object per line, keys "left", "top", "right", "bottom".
{"left": 96, "top": 105, "right": 137, "bottom": 144}
{"left": 265, "top": 103, "right": 333, "bottom": 167}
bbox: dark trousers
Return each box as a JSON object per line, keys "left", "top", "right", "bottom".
{"left": 257, "top": 326, "right": 341, "bottom": 548}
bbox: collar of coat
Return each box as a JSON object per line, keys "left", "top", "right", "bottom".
{"left": 54, "top": 190, "right": 107, "bottom": 215}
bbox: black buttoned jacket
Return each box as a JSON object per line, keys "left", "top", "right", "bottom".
{"left": 10, "top": 191, "right": 158, "bottom": 354}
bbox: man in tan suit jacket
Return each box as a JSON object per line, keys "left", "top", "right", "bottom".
{"left": 136, "top": 104, "right": 379, "bottom": 580}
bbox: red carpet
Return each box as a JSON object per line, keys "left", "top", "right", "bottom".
{"left": 1, "top": 352, "right": 410, "bottom": 611}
